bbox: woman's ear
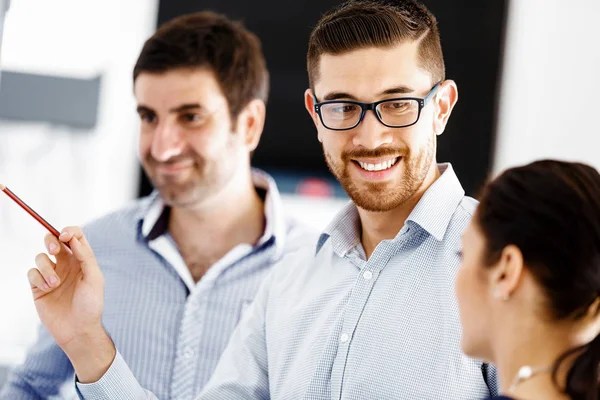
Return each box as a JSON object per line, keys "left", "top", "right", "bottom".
{"left": 490, "top": 244, "right": 524, "bottom": 301}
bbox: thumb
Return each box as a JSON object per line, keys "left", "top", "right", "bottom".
{"left": 69, "top": 236, "right": 102, "bottom": 281}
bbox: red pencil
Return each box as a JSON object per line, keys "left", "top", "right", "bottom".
{"left": 0, "top": 183, "right": 62, "bottom": 239}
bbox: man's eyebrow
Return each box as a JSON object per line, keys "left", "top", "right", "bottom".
{"left": 169, "top": 103, "right": 203, "bottom": 113}
{"left": 320, "top": 85, "right": 416, "bottom": 101}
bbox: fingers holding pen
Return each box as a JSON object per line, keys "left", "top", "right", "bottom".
{"left": 28, "top": 253, "right": 60, "bottom": 295}
{"left": 28, "top": 268, "right": 51, "bottom": 293}
{"left": 58, "top": 226, "right": 86, "bottom": 244}
{"left": 34, "top": 253, "right": 60, "bottom": 289}
{"left": 32, "top": 227, "right": 100, "bottom": 295}
{"left": 59, "top": 226, "right": 100, "bottom": 278}
{"left": 44, "top": 232, "right": 64, "bottom": 256}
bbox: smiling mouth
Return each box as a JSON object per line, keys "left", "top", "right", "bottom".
{"left": 353, "top": 157, "right": 401, "bottom": 172}
{"left": 156, "top": 161, "right": 194, "bottom": 173}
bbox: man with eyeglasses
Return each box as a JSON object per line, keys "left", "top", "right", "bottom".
{"left": 22, "top": 1, "right": 498, "bottom": 399}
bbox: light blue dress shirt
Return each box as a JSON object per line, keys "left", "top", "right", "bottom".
{"left": 0, "top": 169, "right": 315, "bottom": 400}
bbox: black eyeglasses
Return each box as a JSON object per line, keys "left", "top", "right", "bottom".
{"left": 313, "top": 82, "right": 441, "bottom": 131}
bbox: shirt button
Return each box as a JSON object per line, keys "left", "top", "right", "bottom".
{"left": 363, "top": 270, "right": 373, "bottom": 280}
{"left": 340, "top": 333, "right": 349, "bottom": 343}
{"left": 184, "top": 348, "right": 195, "bottom": 358}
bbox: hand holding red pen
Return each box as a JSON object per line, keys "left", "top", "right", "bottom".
{"left": 28, "top": 227, "right": 116, "bottom": 383}
{"left": 2, "top": 185, "right": 116, "bottom": 381}
{"left": 29, "top": 227, "right": 103, "bottom": 339}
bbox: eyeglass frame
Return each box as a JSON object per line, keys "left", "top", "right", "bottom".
{"left": 312, "top": 81, "right": 442, "bottom": 131}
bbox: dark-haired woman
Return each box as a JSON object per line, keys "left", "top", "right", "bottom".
{"left": 456, "top": 160, "right": 600, "bottom": 400}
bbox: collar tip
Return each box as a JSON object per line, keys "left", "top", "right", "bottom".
{"left": 432, "top": 231, "right": 446, "bottom": 241}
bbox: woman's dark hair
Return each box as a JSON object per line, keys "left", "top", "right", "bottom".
{"left": 476, "top": 159, "right": 600, "bottom": 400}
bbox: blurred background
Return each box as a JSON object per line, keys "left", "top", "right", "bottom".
{"left": 0, "top": 0, "right": 599, "bottom": 384}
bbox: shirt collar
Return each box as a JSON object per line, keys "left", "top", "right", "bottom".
{"left": 137, "top": 168, "right": 287, "bottom": 258}
{"left": 405, "top": 163, "right": 465, "bottom": 241}
{"left": 316, "top": 163, "right": 465, "bottom": 255}
{"left": 316, "top": 201, "right": 360, "bottom": 257}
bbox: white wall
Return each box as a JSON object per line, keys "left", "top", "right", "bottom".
{"left": 493, "top": 0, "right": 600, "bottom": 174}
{"left": 0, "top": 0, "right": 159, "bottom": 364}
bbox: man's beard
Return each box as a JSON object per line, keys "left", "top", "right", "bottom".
{"left": 324, "top": 136, "right": 435, "bottom": 212}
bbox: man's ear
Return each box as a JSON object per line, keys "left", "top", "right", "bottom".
{"left": 305, "top": 88, "right": 320, "bottom": 129}
{"left": 432, "top": 80, "right": 458, "bottom": 136}
{"left": 237, "top": 99, "right": 266, "bottom": 151}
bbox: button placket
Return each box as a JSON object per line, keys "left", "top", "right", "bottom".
{"left": 171, "top": 291, "right": 206, "bottom": 399}
{"left": 331, "top": 241, "right": 396, "bottom": 400}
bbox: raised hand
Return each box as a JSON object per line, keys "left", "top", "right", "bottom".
{"left": 28, "top": 226, "right": 115, "bottom": 383}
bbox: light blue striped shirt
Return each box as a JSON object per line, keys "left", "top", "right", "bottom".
{"left": 0, "top": 169, "right": 316, "bottom": 400}
{"left": 75, "top": 163, "right": 498, "bottom": 400}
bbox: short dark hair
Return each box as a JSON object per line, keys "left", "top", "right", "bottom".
{"left": 133, "top": 11, "right": 269, "bottom": 120}
{"left": 476, "top": 160, "right": 600, "bottom": 399}
{"left": 307, "top": 0, "right": 444, "bottom": 89}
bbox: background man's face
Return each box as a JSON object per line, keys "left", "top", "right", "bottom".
{"left": 135, "top": 68, "right": 248, "bottom": 208}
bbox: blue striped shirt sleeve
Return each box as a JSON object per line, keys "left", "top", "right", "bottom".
{"left": 0, "top": 325, "right": 74, "bottom": 400}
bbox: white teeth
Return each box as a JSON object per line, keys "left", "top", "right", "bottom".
{"left": 358, "top": 157, "right": 399, "bottom": 171}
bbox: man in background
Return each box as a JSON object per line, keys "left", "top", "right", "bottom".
{"left": 0, "top": 11, "right": 314, "bottom": 399}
